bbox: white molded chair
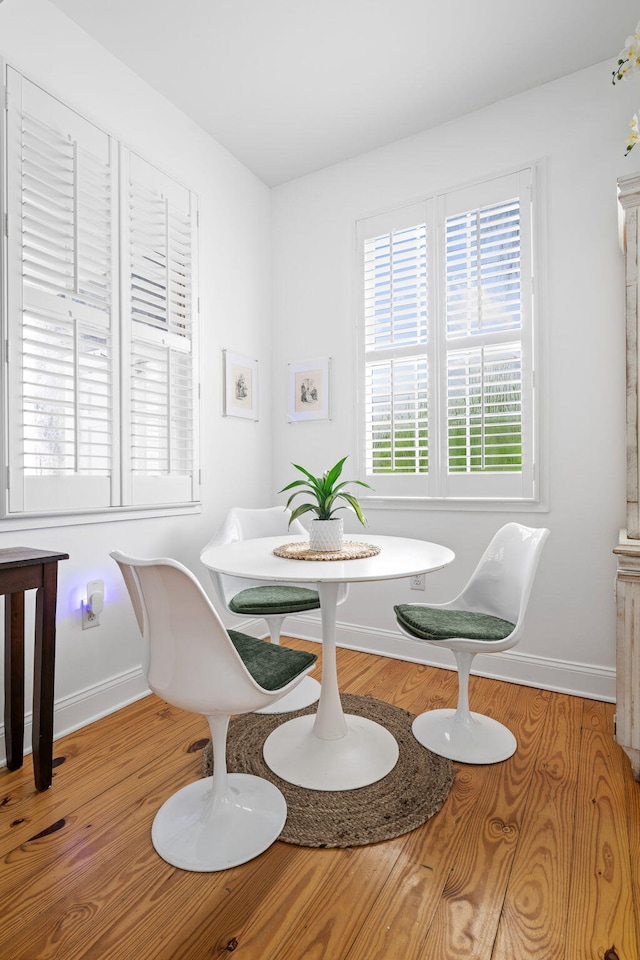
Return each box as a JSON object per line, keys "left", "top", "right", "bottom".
{"left": 394, "top": 523, "right": 549, "bottom": 764}
{"left": 202, "top": 506, "right": 348, "bottom": 713}
{"left": 111, "top": 550, "right": 317, "bottom": 872}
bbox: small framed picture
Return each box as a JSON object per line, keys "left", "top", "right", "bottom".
{"left": 223, "top": 350, "right": 258, "bottom": 420}
{"left": 288, "top": 357, "right": 331, "bottom": 422}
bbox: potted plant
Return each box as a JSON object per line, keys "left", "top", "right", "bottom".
{"left": 279, "top": 456, "right": 371, "bottom": 551}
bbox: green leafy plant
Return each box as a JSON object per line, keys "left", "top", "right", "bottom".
{"left": 280, "top": 456, "right": 372, "bottom": 527}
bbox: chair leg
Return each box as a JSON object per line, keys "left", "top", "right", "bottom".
{"left": 208, "top": 714, "right": 231, "bottom": 803}
{"left": 411, "top": 650, "right": 517, "bottom": 764}
{"left": 452, "top": 650, "right": 474, "bottom": 727}
{"left": 266, "top": 616, "right": 286, "bottom": 644}
{"left": 150, "top": 713, "right": 287, "bottom": 871}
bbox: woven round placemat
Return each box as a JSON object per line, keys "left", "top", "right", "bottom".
{"left": 201, "top": 694, "right": 454, "bottom": 848}
{"left": 273, "top": 541, "right": 381, "bottom": 561}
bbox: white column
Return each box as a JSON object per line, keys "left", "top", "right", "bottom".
{"left": 614, "top": 534, "right": 640, "bottom": 780}
{"left": 615, "top": 173, "right": 640, "bottom": 781}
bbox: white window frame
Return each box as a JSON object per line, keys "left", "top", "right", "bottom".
{"left": 1, "top": 66, "right": 201, "bottom": 521}
{"left": 356, "top": 164, "right": 544, "bottom": 511}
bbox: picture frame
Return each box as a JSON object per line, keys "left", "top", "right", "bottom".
{"left": 223, "top": 349, "right": 259, "bottom": 420}
{"left": 288, "top": 357, "right": 331, "bottom": 422}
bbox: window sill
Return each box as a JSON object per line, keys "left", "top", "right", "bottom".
{"left": 0, "top": 503, "right": 202, "bottom": 532}
{"left": 361, "top": 496, "right": 548, "bottom": 514}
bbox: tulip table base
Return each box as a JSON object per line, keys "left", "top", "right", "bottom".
{"left": 263, "top": 712, "right": 399, "bottom": 791}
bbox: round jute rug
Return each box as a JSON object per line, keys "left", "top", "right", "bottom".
{"left": 201, "top": 694, "right": 454, "bottom": 848}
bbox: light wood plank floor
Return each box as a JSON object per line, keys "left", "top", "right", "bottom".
{"left": 1, "top": 639, "right": 639, "bottom": 960}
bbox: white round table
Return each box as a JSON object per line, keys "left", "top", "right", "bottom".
{"left": 201, "top": 533, "right": 455, "bottom": 791}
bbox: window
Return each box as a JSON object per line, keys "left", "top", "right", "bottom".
{"left": 358, "top": 167, "right": 537, "bottom": 503}
{"left": 122, "top": 151, "right": 199, "bottom": 507}
{"left": 3, "top": 68, "right": 199, "bottom": 516}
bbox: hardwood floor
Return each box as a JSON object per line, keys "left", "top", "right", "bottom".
{"left": 1, "top": 639, "right": 639, "bottom": 960}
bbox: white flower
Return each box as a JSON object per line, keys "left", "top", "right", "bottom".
{"left": 614, "top": 43, "right": 640, "bottom": 81}
{"left": 613, "top": 20, "right": 640, "bottom": 154}
{"left": 626, "top": 113, "right": 640, "bottom": 155}
{"left": 613, "top": 24, "right": 640, "bottom": 83}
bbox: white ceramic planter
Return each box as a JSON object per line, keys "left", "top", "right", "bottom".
{"left": 309, "top": 518, "right": 343, "bottom": 552}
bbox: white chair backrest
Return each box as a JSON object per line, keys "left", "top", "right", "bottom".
{"left": 111, "top": 551, "right": 276, "bottom": 715}
{"left": 225, "top": 506, "right": 306, "bottom": 541}
{"left": 202, "top": 506, "right": 307, "bottom": 608}
{"left": 455, "top": 523, "right": 549, "bottom": 627}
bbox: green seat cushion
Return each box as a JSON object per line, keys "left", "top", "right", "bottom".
{"left": 228, "top": 629, "right": 317, "bottom": 691}
{"left": 394, "top": 604, "right": 515, "bottom": 643}
{"left": 229, "top": 585, "right": 321, "bottom": 616}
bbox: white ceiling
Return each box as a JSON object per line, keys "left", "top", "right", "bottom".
{"left": 49, "top": 0, "right": 639, "bottom": 187}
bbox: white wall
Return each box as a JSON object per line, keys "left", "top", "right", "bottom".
{"left": 0, "top": 0, "right": 274, "bottom": 757}
{"left": 0, "top": 4, "right": 635, "bottom": 768}
{"left": 271, "top": 62, "right": 640, "bottom": 700}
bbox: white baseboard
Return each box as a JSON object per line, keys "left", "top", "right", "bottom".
{"left": 283, "top": 614, "right": 616, "bottom": 703}
{"left": 0, "top": 615, "right": 268, "bottom": 769}
{"left": 0, "top": 666, "right": 151, "bottom": 768}
{"left": 0, "top": 614, "right": 614, "bottom": 771}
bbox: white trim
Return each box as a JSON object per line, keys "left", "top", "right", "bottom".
{"left": 0, "top": 665, "right": 150, "bottom": 767}
{"left": 359, "top": 495, "right": 549, "bottom": 513}
{"left": 227, "top": 616, "right": 268, "bottom": 637}
{"left": 0, "top": 615, "right": 268, "bottom": 768}
{"left": 351, "top": 157, "right": 549, "bottom": 238}
{"left": 284, "top": 614, "right": 616, "bottom": 702}
{"left": 531, "top": 158, "right": 549, "bottom": 516}
{"left": 355, "top": 161, "right": 542, "bottom": 505}
{"left": 0, "top": 502, "right": 201, "bottom": 532}
{"left": 1, "top": 67, "right": 201, "bottom": 520}
{"left": 0, "top": 612, "right": 613, "bottom": 770}
{"left": 0, "top": 57, "right": 7, "bottom": 521}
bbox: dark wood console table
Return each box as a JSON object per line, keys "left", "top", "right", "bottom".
{"left": 2, "top": 547, "right": 69, "bottom": 790}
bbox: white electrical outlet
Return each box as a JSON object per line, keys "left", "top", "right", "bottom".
{"left": 410, "top": 574, "right": 425, "bottom": 590}
{"left": 82, "top": 579, "right": 104, "bottom": 629}
{"left": 82, "top": 601, "right": 99, "bottom": 630}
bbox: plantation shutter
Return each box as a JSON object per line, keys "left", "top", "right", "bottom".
{"left": 5, "top": 69, "right": 117, "bottom": 513}
{"left": 359, "top": 202, "right": 434, "bottom": 497}
{"left": 121, "top": 151, "right": 199, "bottom": 506}
{"left": 440, "top": 169, "right": 534, "bottom": 499}
{"left": 358, "top": 167, "right": 536, "bottom": 502}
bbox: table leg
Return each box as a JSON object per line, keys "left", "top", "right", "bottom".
{"left": 262, "top": 579, "right": 399, "bottom": 790}
{"left": 32, "top": 563, "right": 58, "bottom": 791}
{"left": 4, "top": 592, "right": 25, "bottom": 771}
{"left": 313, "top": 582, "right": 348, "bottom": 740}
